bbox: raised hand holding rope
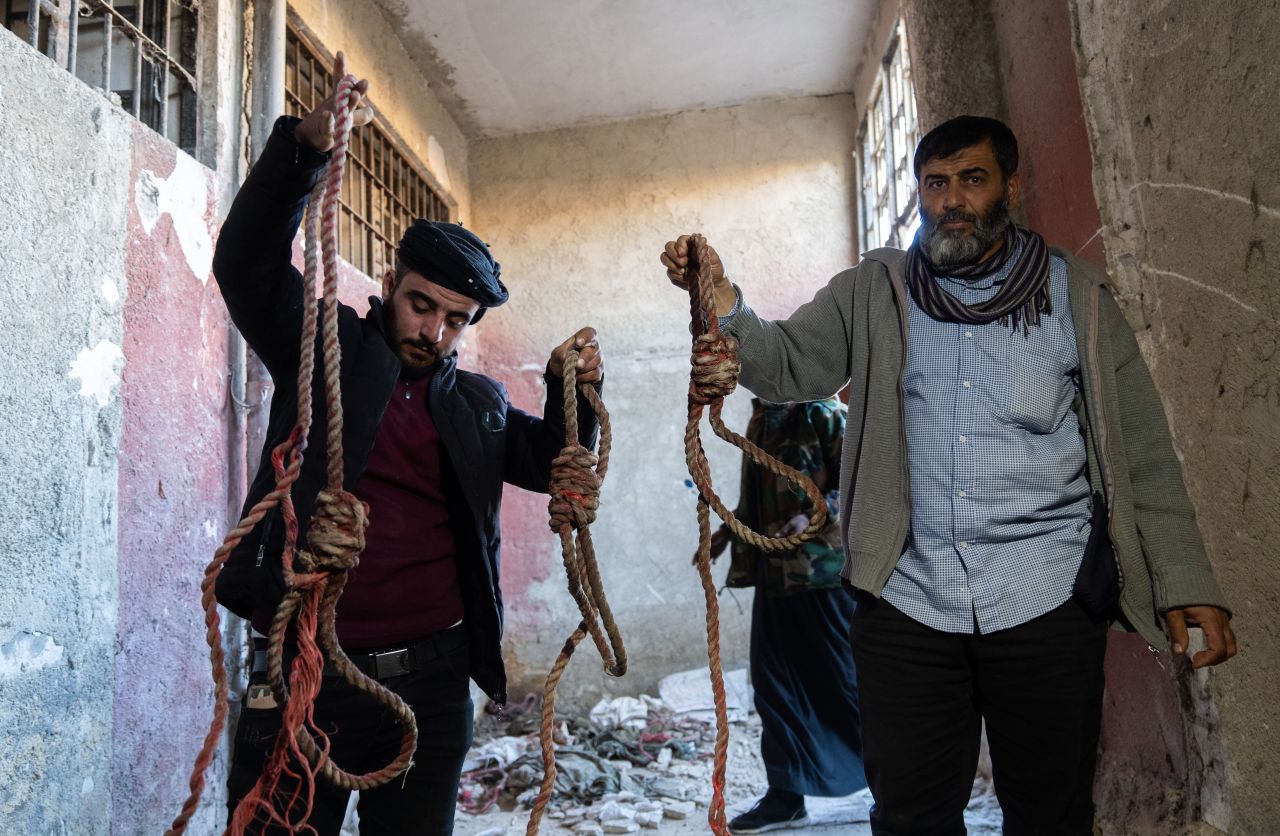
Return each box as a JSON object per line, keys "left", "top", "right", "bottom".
{"left": 171, "top": 62, "right": 416, "bottom": 836}
{"left": 677, "top": 233, "right": 829, "bottom": 835}
{"left": 526, "top": 341, "right": 626, "bottom": 835}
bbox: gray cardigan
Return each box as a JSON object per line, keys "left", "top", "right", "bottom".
{"left": 724, "top": 246, "right": 1229, "bottom": 648}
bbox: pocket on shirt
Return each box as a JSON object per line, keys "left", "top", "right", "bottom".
{"left": 1000, "top": 346, "right": 1072, "bottom": 434}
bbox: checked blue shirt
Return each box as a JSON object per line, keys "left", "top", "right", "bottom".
{"left": 881, "top": 246, "right": 1093, "bottom": 634}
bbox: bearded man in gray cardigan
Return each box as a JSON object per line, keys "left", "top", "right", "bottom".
{"left": 662, "top": 115, "right": 1235, "bottom": 835}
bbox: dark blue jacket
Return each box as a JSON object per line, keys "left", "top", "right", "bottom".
{"left": 212, "top": 117, "right": 596, "bottom": 702}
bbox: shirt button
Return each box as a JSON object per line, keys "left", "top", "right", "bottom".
{"left": 963, "top": 380, "right": 972, "bottom": 389}
{"left": 965, "top": 330, "right": 974, "bottom": 338}
{"left": 958, "top": 435, "right": 967, "bottom": 444}
{"left": 958, "top": 490, "right": 967, "bottom": 497}
{"left": 958, "top": 541, "right": 969, "bottom": 550}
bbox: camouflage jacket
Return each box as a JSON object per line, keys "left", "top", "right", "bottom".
{"left": 725, "top": 398, "right": 846, "bottom": 597}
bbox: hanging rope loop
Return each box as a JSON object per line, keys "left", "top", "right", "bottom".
{"left": 526, "top": 347, "right": 627, "bottom": 835}
{"left": 680, "top": 232, "right": 830, "bottom": 836}
{"left": 171, "top": 73, "right": 418, "bottom": 836}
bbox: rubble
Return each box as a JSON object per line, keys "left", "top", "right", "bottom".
{"left": 453, "top": 665, "right": 1002, "bottom": 834}
{"left": 456, "top": 668, "right": 744, "bottom": 830}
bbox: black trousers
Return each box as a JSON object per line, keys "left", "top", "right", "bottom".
{"left": 227, "top": 628, "right": 473, "bottom": 835}
{"left": 850, "top": 595, "right": 1107, "bottom": 836}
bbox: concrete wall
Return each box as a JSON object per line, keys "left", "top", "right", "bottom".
{"left": 903, "top": 0, "right": 1008, "bottom": 130}
{"left": 470, "top": 94, "right": 858, "bottom": 706}
{"left": 0, "top": 27, "right": 129, "bottom": 834}
{"left": 290, "top": 0, "right": 472, "bottom": 220}
{"left": 988, "top": 0, "right": 1105, "bottom": 263}
{"left": 1070, "top": 1, "right": 1280, "bottom": 831}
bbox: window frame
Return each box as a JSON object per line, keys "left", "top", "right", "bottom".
{"left": 3, "top": 0, "right": 202, "bottom": 156}
{"left": 855, "top": 18, "right": 921, "bottom": 253}
{"left": 284, "top": 17, "right": 455, "bottom": 281}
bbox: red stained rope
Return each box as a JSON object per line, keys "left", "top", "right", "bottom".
{"left": 169, "top": 75, "right": 417, "bottom": 836}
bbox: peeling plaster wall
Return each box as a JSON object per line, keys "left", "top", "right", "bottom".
{"left": 1071, "top": 1, "right": 1280, "bottom": 831}
{"left": 470, "top": 95, "right": 857, "bottom": 706}
{"left": 0, "top": 29, "right": 129, "bottom": 834}
{"left": 112, "top": 126, "right": 234, "bottom": 836}
{"left": 290, "top": 0, "right": 472, "bottom": 219}
{"left": 1, "top": 9, "right": 252, "bottom": 832}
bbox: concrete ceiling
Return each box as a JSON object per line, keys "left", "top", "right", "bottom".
{"left": 373, "top": 0, "right": 877, "bottom": 139}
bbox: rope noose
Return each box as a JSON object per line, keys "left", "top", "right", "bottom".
{"left": 682, "top": 233, "right": 829, "bottom": 835}
{"left": 169, "top": 75, "right": 418, "bottom": 836}
{"left": 525, "top": 349, "right": 626, "bottom": 835}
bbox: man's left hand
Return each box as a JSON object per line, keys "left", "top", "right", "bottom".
{"left": 1165, "top": 605, "right": 1238, "bottom": 669}
{"left": 549, "top": 327, "right": 603, "bottom": 384}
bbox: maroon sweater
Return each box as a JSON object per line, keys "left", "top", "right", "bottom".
{"left": 337, "top": 372, "right": 464, "bottom": 647}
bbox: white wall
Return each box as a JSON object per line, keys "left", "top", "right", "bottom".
{"left": 470, "top": 93, "right": 858, "bottom": 704}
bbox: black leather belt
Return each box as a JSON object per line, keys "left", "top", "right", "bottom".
{"left": 252, "top": 624, "right": 466, "bottom": 681}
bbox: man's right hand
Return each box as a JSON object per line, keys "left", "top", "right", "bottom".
{"left": 661, "top": 235, "right": 738, "bottom": 317}
{"left": 294, "top": 52, "right": 374, "bottom": 153}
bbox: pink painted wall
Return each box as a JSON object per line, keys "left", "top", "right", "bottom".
{"left": 991, "top": 0, "right": 1106, "bottom": 262}
{"left": 115, "top": 125, "right": 233, "bottom": 831}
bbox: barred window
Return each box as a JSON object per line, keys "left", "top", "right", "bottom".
{"left": 856, "top": 18, "right": 920, "bottom": 252}
{"left": 285, "top": 24, "right": 451, "bottom": 280}
{"left": 4, "top": 0, "right": 200, "bottom": 155}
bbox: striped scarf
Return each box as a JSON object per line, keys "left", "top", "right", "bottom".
{"left": 905, "top": 224, "right": 1052, "bottom": 334}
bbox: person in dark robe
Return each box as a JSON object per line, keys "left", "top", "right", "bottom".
{"left": 704, "top": 397, "right": 866, "bottom": 834}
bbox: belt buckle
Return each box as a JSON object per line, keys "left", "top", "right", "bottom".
{"left": 372, "top": 648, "right": 412, "bottom": 679}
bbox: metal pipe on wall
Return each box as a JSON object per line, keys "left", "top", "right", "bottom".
{"left": 223, "top": 0, "right": 288, "bottom": 743}
{"left": 231, "top": 0, "right": 285, "bottom": 518}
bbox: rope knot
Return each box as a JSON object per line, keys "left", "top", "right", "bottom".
{"left": 547, "top": 445, "right": 601, "bottom": 531}
{"left": 689, "top": 333, "right": 741, "bottom": 404}
{"left": 300, "top": 489, "right": 369, "bottom": 573}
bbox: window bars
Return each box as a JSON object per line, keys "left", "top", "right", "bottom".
{"left": 3, "top": 0, "right": 200, "bottom": 154}
{"left": 286, "top": 24, "right": 452, "bottom": 280}
{"left": 856, "top": 18, "right": 921, "bottom": 252}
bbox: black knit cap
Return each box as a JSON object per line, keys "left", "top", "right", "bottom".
{"left": 397, "top": 220, "right": 508, "bottom": 318}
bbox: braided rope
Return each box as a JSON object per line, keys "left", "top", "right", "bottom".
{"left": 526, "top": 351, "right": 626, "bottom": 835}
{"left": 681, "top": 233, "right": 829, "bottom": 835}
{"left": 169, "top": 76, "right": 417, "bottom": 836}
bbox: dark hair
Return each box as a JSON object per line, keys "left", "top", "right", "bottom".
{"left": 913, "top": 115, "right": 1019, "bottom": 181}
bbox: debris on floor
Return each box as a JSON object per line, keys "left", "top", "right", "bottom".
{"left": 452, "top": 666, "right": 1002, "bottom": 835}
{"left": 457, "top": 673, "right": 732, "bottom": 828}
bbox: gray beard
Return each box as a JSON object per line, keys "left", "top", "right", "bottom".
{"left": 920, "top": 197, "right": 1012, "bottom": 271}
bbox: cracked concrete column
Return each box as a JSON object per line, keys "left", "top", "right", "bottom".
{"left": 1070, "top": 0, "right": 1280, "bottom": 831}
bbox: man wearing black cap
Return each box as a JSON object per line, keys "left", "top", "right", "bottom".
{"left": 211, "top": 55, "right": 602, "bottom": 834}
